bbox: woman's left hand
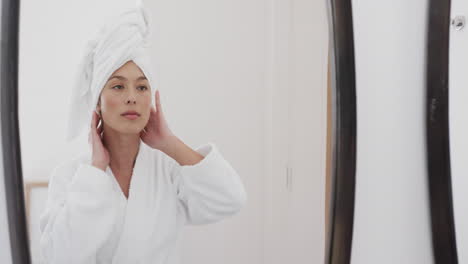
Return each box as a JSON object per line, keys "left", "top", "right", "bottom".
{"left": 140, "top": 90, "right": 176, "bottom": 152}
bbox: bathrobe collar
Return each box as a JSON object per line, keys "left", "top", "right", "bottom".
{"left": 110, "top": 141, "right": 164, "bottom": 263}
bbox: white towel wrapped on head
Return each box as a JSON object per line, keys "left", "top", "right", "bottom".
{"left": 66, "top": 3, "right": 156, "bottom": 142}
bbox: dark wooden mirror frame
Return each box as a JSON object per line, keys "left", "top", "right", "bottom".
{"left": 426, "top": 0, "right": 458, "bottom": 263}
{"left": 325, "top": 0, "right": 357, "bottom": 263}
{"left": 1, "top": 0, "right": 32, "bottom": 263}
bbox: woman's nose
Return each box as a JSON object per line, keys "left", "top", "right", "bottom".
{"left": 125, "top": 88, "right": 137, "bottom": 104}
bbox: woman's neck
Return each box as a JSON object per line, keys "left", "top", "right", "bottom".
{"left": 102, "top": 127, "right": 141, "bottom": 171}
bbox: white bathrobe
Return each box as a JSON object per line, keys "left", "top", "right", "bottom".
{"left": 39, "top": 141, "right": 247, "bottom": 264}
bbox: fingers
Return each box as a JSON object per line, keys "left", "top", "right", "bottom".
{"left": 89, "top": 112, "right": 95, "bottom": 145}
{"left": 92, "top": 111, "right": 98, "bottom": 131}
{"left": 91, "top": 110, "right": 95, "bottom": 128}
{"left": 155, "top": 90, "right": 162, "bottom": 113}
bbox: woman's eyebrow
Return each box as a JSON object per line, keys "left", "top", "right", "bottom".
{"left": 107, "top": 75, "right": 147, "bottom": 81}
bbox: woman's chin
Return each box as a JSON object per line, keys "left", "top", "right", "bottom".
{"left": 116, "top": 127, "right": 144, "bottom": 136}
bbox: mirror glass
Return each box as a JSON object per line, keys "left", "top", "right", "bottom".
{"left": 18, "top": 0, "right": 330, "bottom": 263}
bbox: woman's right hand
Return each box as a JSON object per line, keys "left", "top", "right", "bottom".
{"left": 89, "top": 111, "right": 110, "bottom": 171}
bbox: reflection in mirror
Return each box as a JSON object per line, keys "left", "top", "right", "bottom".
{"left": 19, "top": 0, "right": 330, "bottom": 263}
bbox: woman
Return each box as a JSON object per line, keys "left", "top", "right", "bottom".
{"left": 39, "top": 5, "right": 247, "bottom": 264}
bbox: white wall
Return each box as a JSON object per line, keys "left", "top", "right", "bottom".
{"left": 144, "top": 1, "right": 265, "bottom": 263}
{"left": 351, "top": 0, "right": 434, "bottom": 263}
{"left": 263, "top": 0, "right": 328, "bottom": 263}
{"left": 18, "top": 0, "right": 328, "bottom": 263}
{"left": 450, "top": 0, "right": 468, "bottom": 262}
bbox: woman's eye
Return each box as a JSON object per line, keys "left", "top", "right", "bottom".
{"left": 112, "top": 85, "right": 123, "bottom": 90}
{"left": 138, "top": 86, "right": 148, "bottom": 91}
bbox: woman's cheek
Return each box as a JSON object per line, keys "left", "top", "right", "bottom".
{"left": 142, "top": 113, "right": 150, "bottom": 126}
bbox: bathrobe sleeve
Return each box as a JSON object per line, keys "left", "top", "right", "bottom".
{"left": 39, "top": 160, "right": 120, "bottom": 264}
{"left": 169, "top": 142, "right": 248, "bottom": 225}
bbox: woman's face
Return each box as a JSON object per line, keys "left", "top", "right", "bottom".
{"left": 97, "top": 60, "right": 152, "bottom": 135}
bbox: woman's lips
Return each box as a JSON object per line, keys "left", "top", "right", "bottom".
{"left": 122, "top": 114, "right": 139, "bottom": 120}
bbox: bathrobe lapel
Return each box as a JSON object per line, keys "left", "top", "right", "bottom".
{"left": 111, "top": 142, "right": 164, "bottom": 263}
